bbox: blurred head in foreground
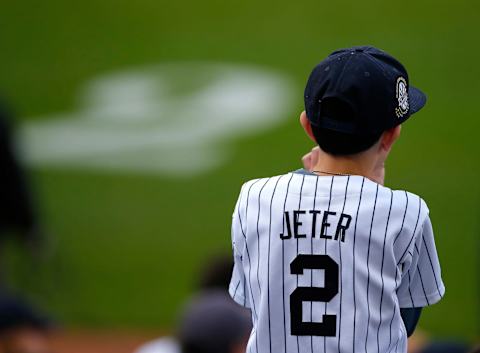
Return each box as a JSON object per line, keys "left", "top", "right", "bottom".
{"left": 135, "top": 255, "right": 243, "bottom": 353}
{"left": 0, "top": 294, "right": 52, "bottom": 353}
{"left": 178, "top": 290, "right": 252, "bottom": 353}
{"left": 197, "top": 253, "right": 233, "bottom": 291}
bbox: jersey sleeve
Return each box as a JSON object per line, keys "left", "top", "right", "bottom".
{"left": 228, "top": 190, "right": 250, "bottom": 308}
{"left": 397, "top": 214, "right": 445, "bottom": 308}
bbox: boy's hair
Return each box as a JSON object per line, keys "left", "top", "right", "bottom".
{"left": 310, "top": 97, "right": 383, "bottom": 155}
{"left": 311, "top": 127, "right": 382, "bottom": 156}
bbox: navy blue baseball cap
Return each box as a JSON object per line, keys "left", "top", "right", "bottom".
{"left": 304, "top": 46, "right": 427, "bottom": 135}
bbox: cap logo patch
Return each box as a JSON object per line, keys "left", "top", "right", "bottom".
{"left": 395, "top": 77, "right": 409, "bottom": 118}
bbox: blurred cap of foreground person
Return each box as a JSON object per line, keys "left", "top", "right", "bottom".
{"left": 178, "top": 290, "right": 252, "bottom": 353}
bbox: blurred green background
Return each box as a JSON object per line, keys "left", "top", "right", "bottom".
{"left": 1, "top": 0, "right": 478, "bottom": 340}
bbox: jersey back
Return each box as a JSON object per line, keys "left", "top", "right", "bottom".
{"left": 229, "top": 172, "right": 444, "bottom": 353}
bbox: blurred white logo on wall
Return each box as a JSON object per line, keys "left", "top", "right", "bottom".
{"left": 19, "top": 62, "right": 294, "bottom": 176}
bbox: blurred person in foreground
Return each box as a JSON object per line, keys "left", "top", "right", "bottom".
{"left": 135, "top": 290, "right": 251, "bottom": 353}
{"left": 0, "top": 101, "right": 51, "bottom": 353}
{"left": 0, "top": 101, "right": 45, "bottom": 280}
{"left": 195, "top": 254, "right": 233, "bottom": 291}
{"left": 0, "top": 293, "right": 53, "bottom": 353}
{"left": 134, "top": 254, "right": 251, "bottom": 353}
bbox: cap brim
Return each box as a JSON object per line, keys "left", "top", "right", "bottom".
{"left": 409, "top": 85, "right": 427, "bottom": 114}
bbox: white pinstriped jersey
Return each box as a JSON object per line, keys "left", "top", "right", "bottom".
{"left": 229, "top": 171, "right": 444, "bottom": 353}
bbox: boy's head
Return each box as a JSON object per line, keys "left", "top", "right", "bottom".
{"left": 302, "top": 46, "right": 426, "bottom": 157}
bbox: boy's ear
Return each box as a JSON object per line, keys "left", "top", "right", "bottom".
{"left": 300, "top": 111, "right": 317, "bottom": 143}
{"left": 380, "top": 125, "right": 401, "bottom": 152}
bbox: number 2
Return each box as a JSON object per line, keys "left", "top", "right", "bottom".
{"left": 290, "top": 254, "right": 339, "bottom": 336}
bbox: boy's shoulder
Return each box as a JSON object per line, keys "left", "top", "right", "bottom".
{"left": 238, "top": 172, "right": 291, "bottom": 193}
{"left": 237, "top": 172, "right": 430, "bottom": 218}
{"left": 380, "top": 183, "right": 430, "bottom": 213}
{"left": 378, "top": 184, "right": 431, "bottom": 239}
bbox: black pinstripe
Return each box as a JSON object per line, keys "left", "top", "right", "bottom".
{"left": 337, "top": 176, "right": 350, "bottom": 353}
{"left": 392, "top": 197, "right": 423, "bottom": 353}
{"left": 377, "top": 190, "right": 393, "bottom": 353}
{"left": 393, "top": 191, "right": 409, "bottom": 245}
{"left": 323, "top": 176, "right": 335, "bottom": 353}
{"left": 387, "top": 303, "right": 397, "bottom": 353}
{"left": 296, "top": 175, "right": 305, "bottom": 353}
{"left": 352, "top": 177, "right": 365, "bottom": 353}
{"left": 407, "top": 270, "right": 415, "bottom": 306}
{"left": 243, "top": 272, "right": 247, "bottom": 307}
{"left": 421, "top": 235, "right": 443, "bottom": 297}
{"left": 236, "top": 184, "right": 249, "bottom": 308}
{"left": 241, "top": 179, "right": 262, "bottom": 353}
{"left": 397, "top": 197, "right": 422, "bottom": 267}
{"left": 249, "top": 178, "right": 269, "bottom": 353}
{"left": 256, "top": 178, "right": 271, "bottom": 297}
{"left": 310, "top": 177, "right": 319, "bottom": 353}
{"left": 414, "top": 243, "right": 430, "bottom": 305}
{"left": 387, "top": 192, "right": 409, "bottom": 353}
{"left": 267, "top": 176, "right": 281, "bottom": 353}
{"left": 241, "top": 179, "right": 262, "bottom": 321}
{"left": 364, "top": 184, "right": 379, "bottom": 353}
{"left": 282, "top": 174, "right": 294, "bottom": 353}
{"left": 393, "top": 196, "right": 424, "bottom": 353}
{"left": 237, "top": 203, "right": 256, "bottom": 312}
{"left": 233, "top": 280, "right": 241, "bottom": 300}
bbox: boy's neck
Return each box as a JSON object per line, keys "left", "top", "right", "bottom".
{"left": 310, "top": 149, "right": 384, "bottom": 185}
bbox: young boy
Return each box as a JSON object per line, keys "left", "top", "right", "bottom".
{"left": 228, "top": 46, "right": 444, "bottom": 353}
